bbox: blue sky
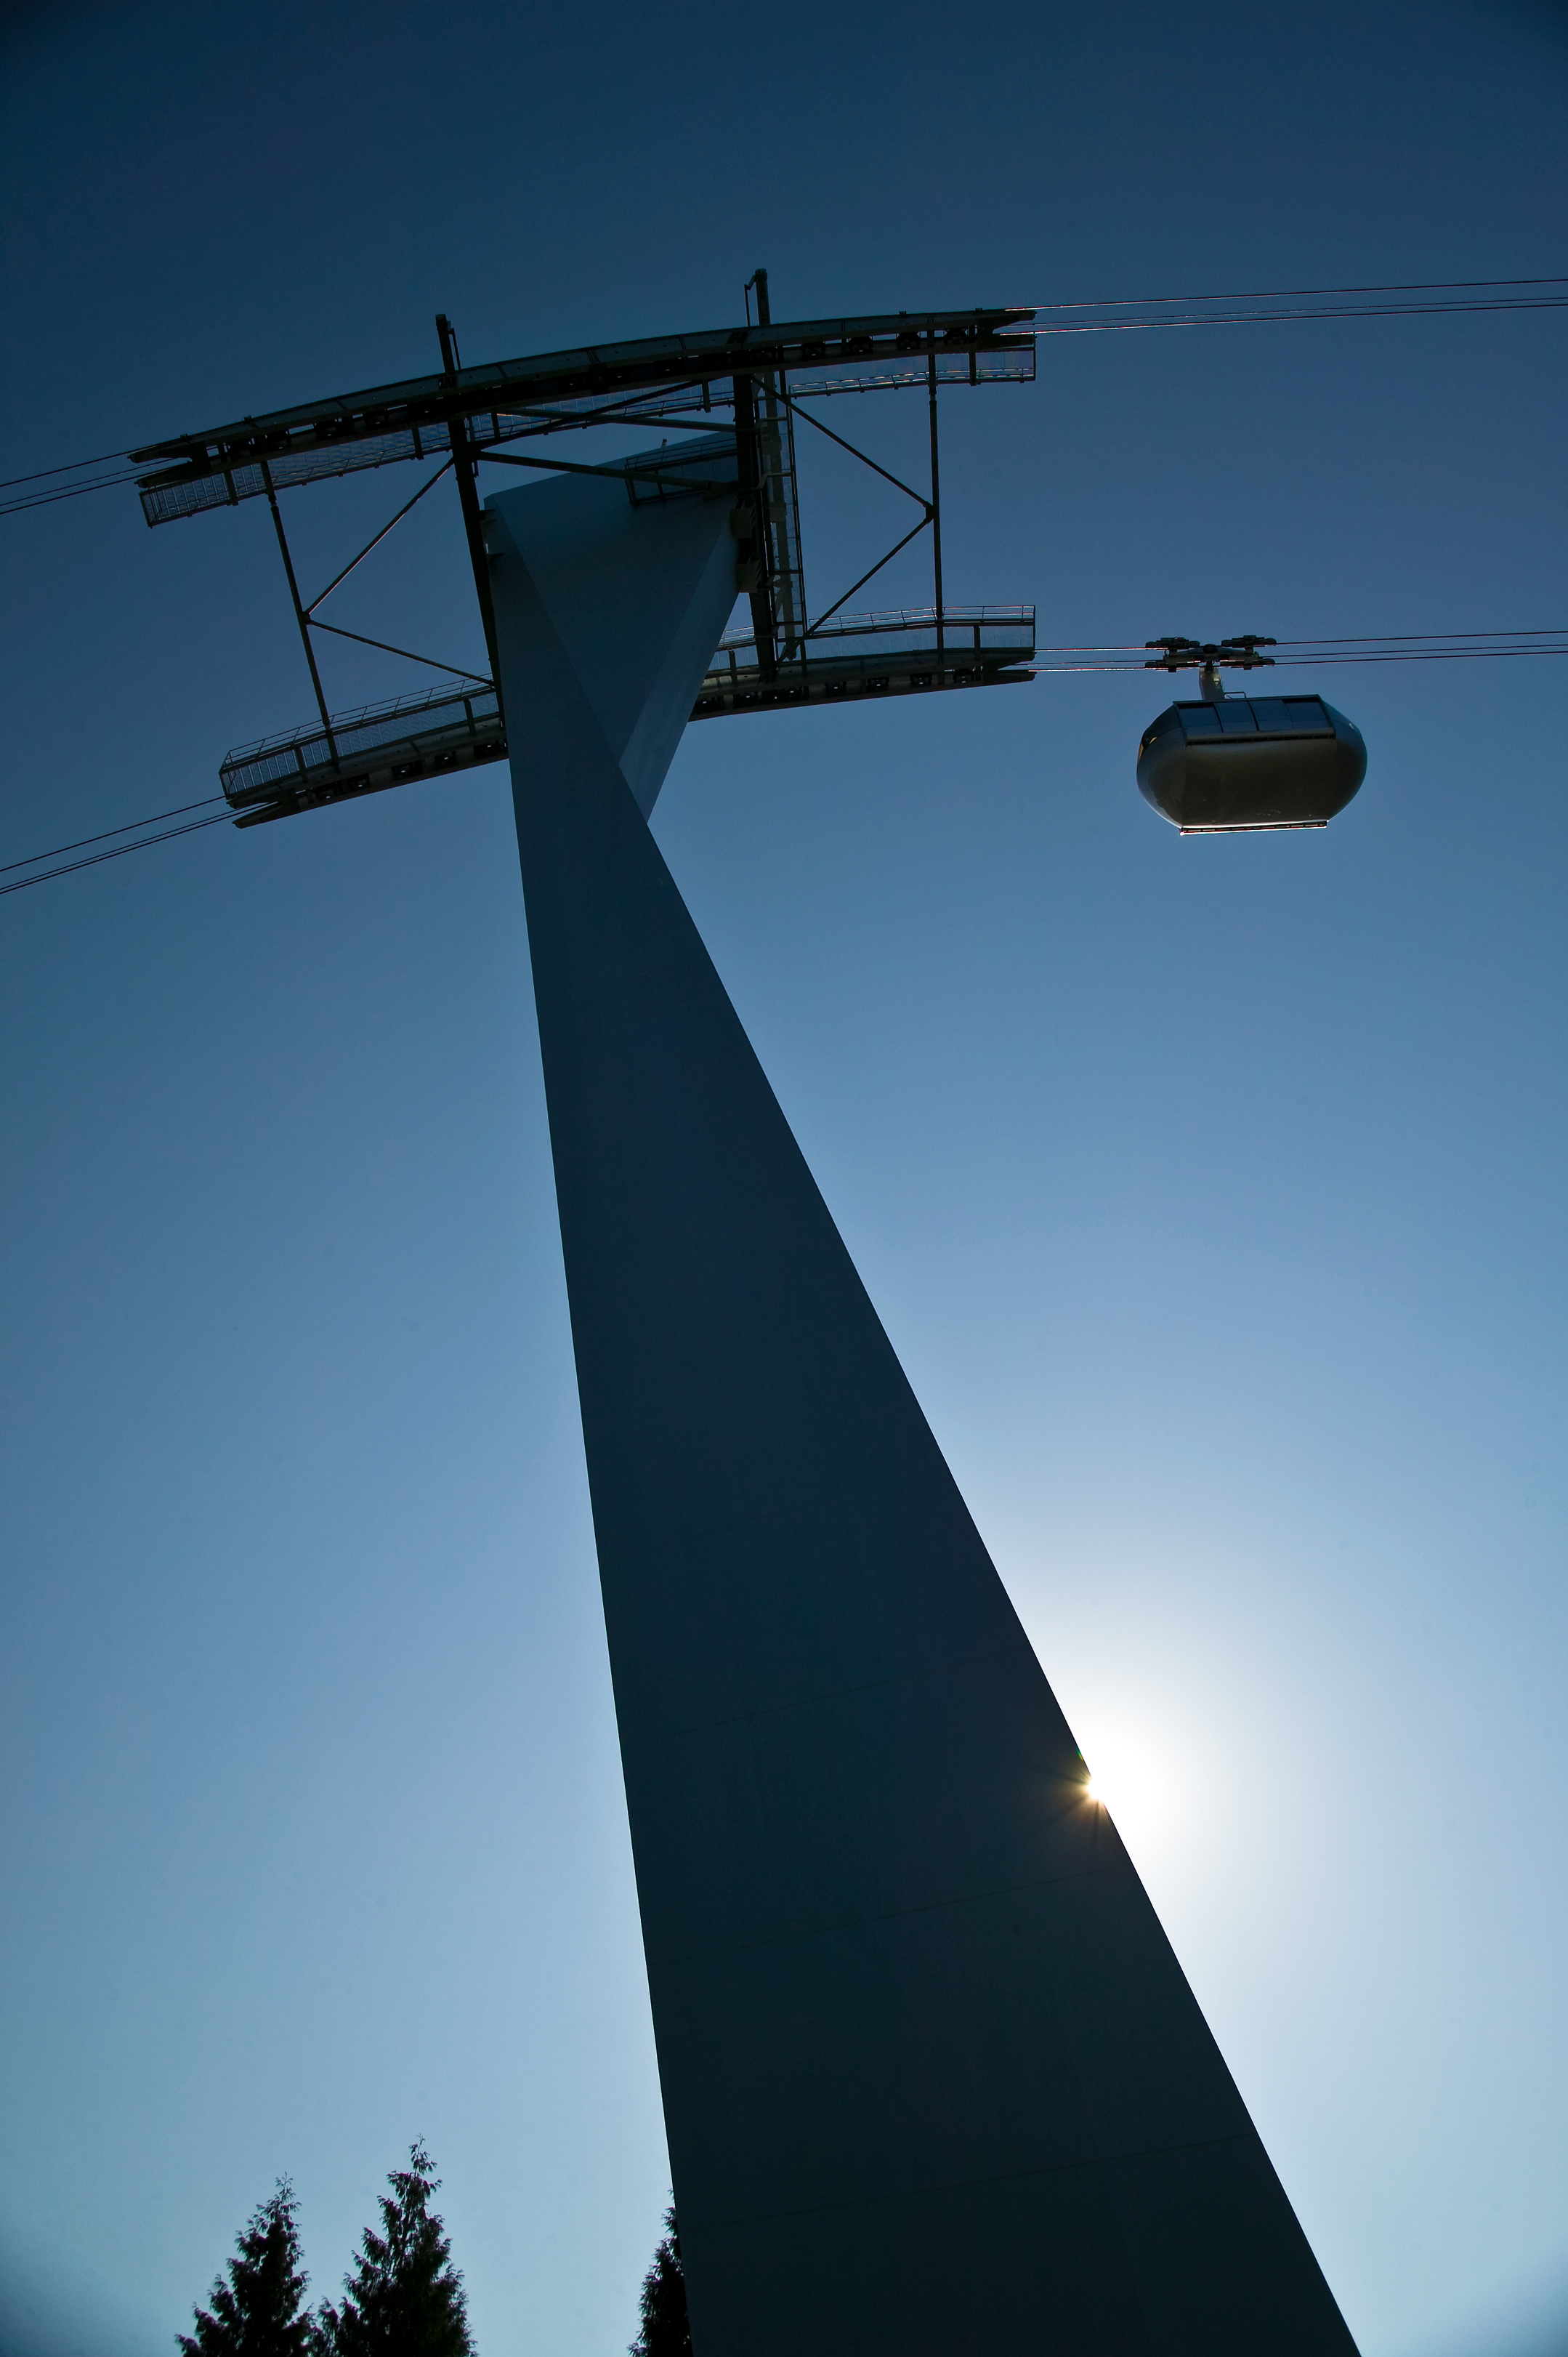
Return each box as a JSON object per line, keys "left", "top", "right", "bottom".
{"left": 1, "top": 4, "right": 1566, "bottom": 2355}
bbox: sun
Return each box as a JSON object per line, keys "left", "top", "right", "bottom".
{"left": 1075, "top": 1731, "right": 1173, "bottom": 1833}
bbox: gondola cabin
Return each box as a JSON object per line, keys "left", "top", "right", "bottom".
{"left": 1137, "top": 689, "right": 1367, "bottom": 833}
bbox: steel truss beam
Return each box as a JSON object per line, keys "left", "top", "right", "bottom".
{"left": 128, "top": 307, "right": 1035, "bottom": 525}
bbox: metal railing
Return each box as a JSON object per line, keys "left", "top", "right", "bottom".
{"left": 218, "top": 606, "right": 1037, "bottom": 821}
{"left": 221, "top": 682, "right": 502, "bottom": 810}
{"left": 694, "top": 604, "right": 1035, "bottom": 720}
{"left": 708, "top": 603, "right": 1034, "bottom": 672}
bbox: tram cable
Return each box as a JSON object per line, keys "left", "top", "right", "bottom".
{"left": 0, "top": 805, "right": 236, "bottom": 898}
{"left": 1029, "top": 627, "right": 1568, "bottom": 673}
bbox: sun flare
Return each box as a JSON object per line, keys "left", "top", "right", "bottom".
{"left": 1075, "top": 1729, "right": 1182, "bottom": 1838}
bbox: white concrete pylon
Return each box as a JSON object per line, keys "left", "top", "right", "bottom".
{"left": 488, "top": 466, "right": 1358, "bottom": 2357}
{"left": 485, "top": 456, "right": 740, "bottom": 819}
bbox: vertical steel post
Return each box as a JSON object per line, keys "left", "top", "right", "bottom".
{"left": 436, "top": 313, "right": 502, "bottom": 694}
{"left": 732, "top": 371, "right": 776, "bottom": 680}
{"left": 927, "top": 334, "right": 945, "bottom": 658}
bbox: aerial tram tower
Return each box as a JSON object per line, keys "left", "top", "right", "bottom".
{"left": 124, "top": 274, "right": 1361, "bottom": 2357}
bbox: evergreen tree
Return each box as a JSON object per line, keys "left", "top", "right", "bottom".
{"left": 629, "top": 2206, "right": 690, "bottom": 2357}
{"left": 178, "top": 2181, "right": 316, "bottom": 2357}
{"left": 318, "top": 2142, "right": 473, "bottom": 2357}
